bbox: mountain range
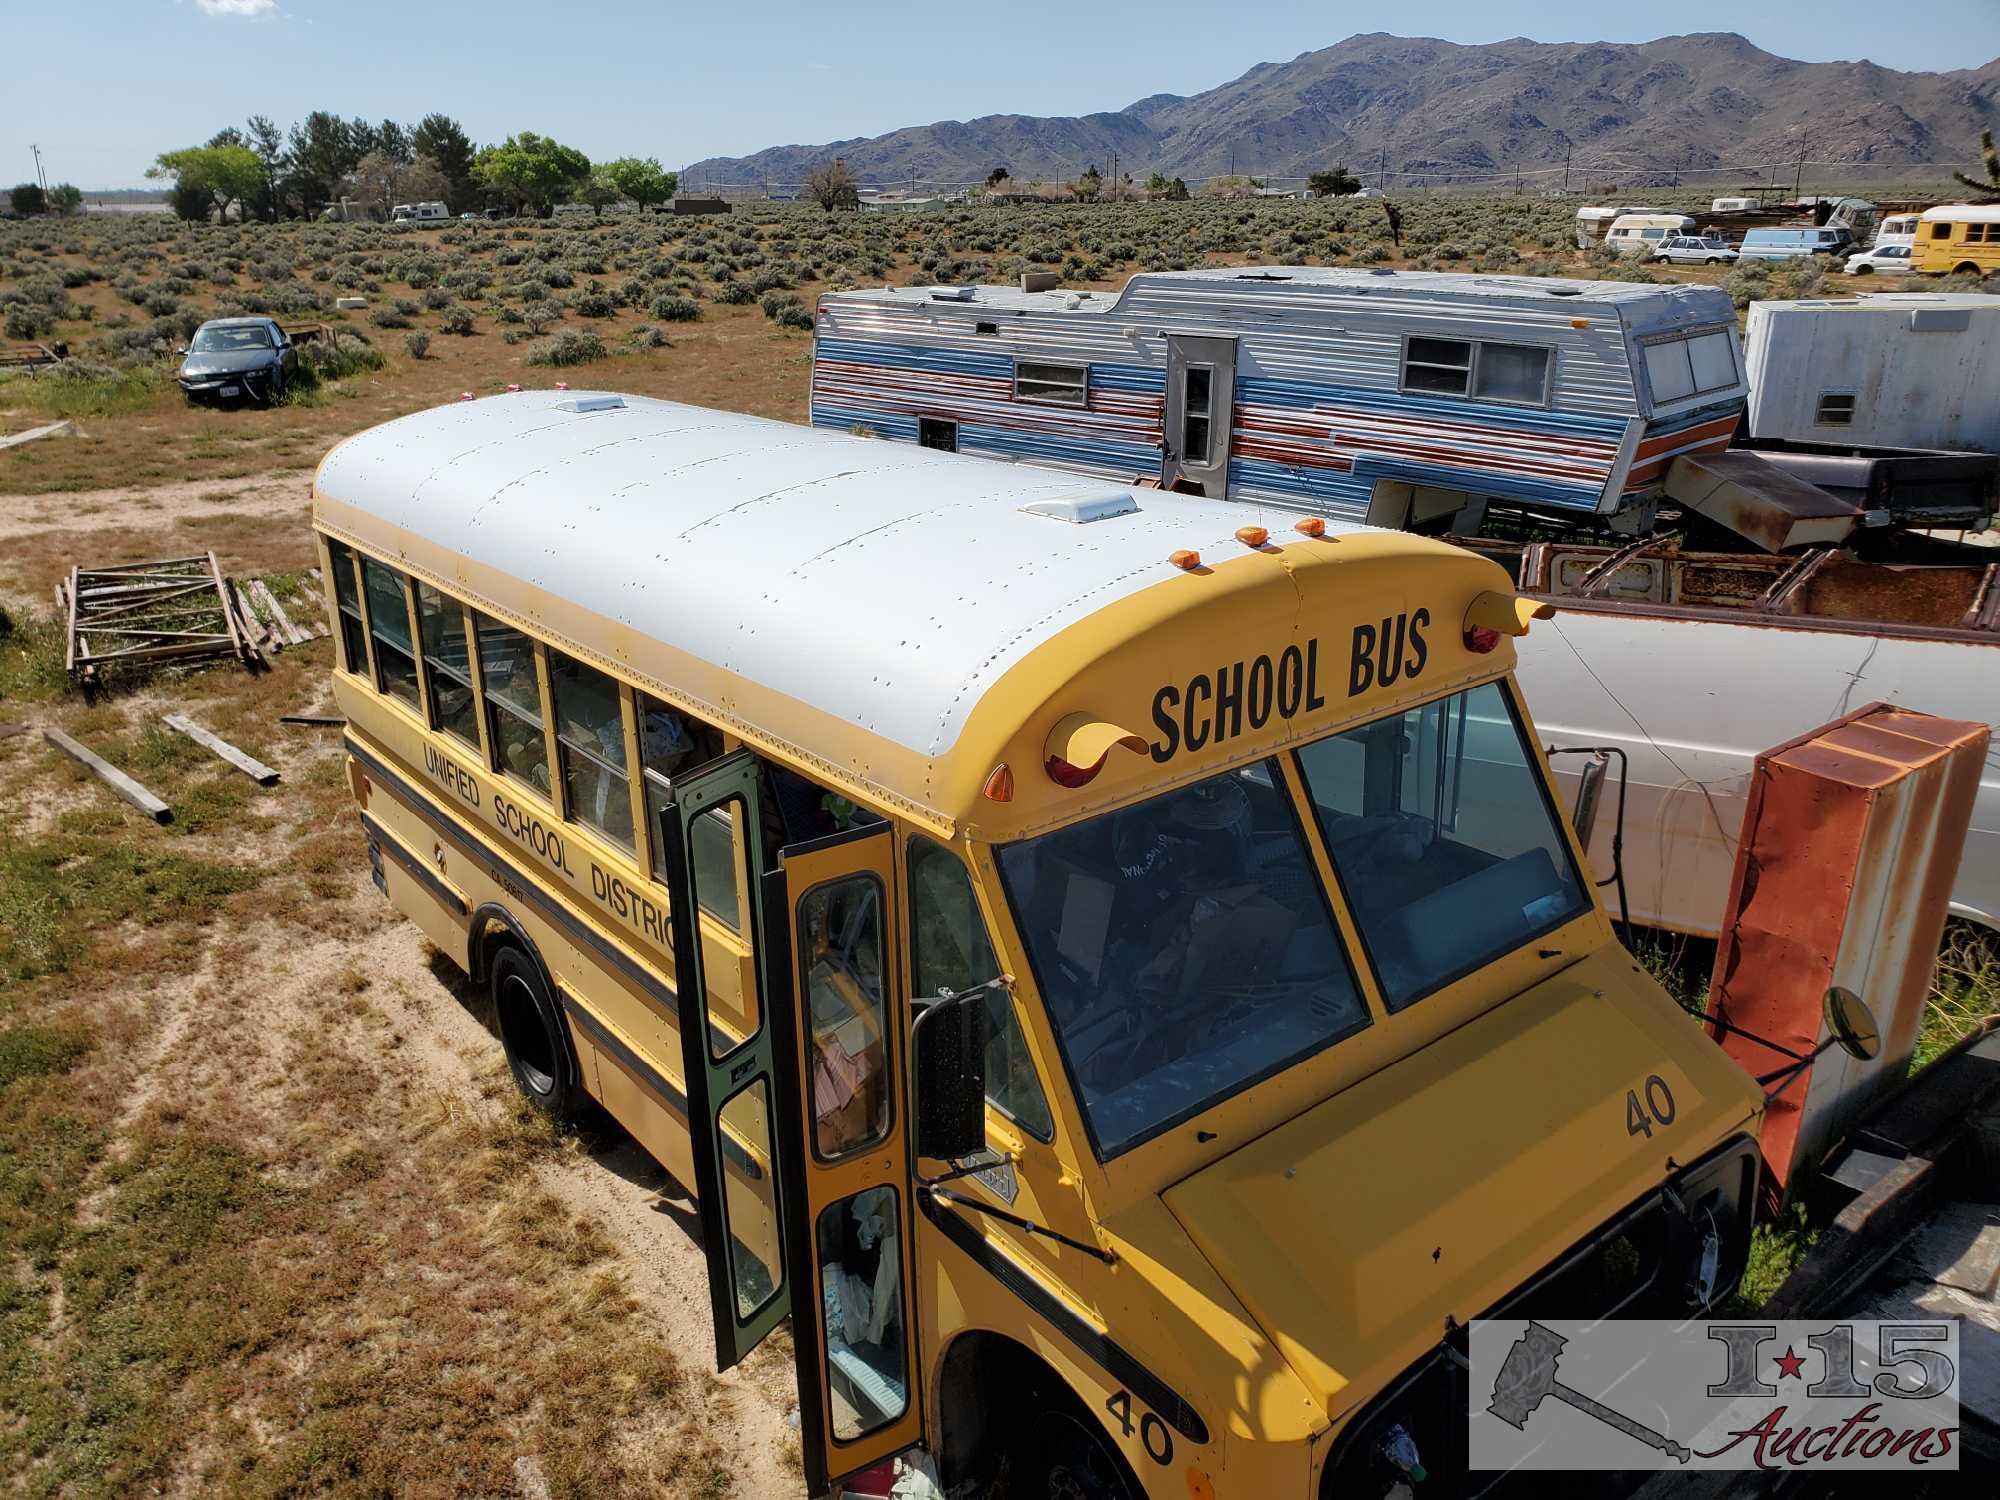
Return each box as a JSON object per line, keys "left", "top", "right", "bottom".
{"left": 685, "top": 32, "right": 2000, "bottom": 189}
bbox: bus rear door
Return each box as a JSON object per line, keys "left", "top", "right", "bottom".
{"left": 658, "top": 757, "right": 922, "bottom": 1494}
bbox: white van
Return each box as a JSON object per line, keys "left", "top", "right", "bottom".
{"left": 391, "top": 202, "right": 450, "bottom": 225}
{"left": 1874, "top": 213, "right": 1920, "bottom": 248}
{"left": 1604, "top": 213, "right": 1697, "bottom": 255}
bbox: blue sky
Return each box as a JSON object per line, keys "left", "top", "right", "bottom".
{"left": 8, "top": 0, "right": 1999, "bottom": 188}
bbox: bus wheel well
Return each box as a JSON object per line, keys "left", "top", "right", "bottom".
{"left": 934, "top": 1331, "right": 1142, "bottom": 1497}
{"left": 468, "top": 903, "right": 536, "bottom": 987}
{"left": 1955, "top": 262, "right": 1982, "bottom": 277}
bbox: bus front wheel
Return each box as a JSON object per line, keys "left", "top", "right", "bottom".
{"left": 491, "top": 944, "right": 585, "bottom": 1122}
{"left": 1028, "top": 1411, "right": 1140, "bottom": 1500}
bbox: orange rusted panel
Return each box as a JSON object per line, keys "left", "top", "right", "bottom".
{"left": 1705, "top": 701, "right": 1989, "bottom": 1207}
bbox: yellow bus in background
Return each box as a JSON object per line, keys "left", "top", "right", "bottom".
{"left": 315, "top": 393, "right": 1763, "bottom": 1499}
{"left": 1912, "top": 204, "right": 2000, "bottom": 278}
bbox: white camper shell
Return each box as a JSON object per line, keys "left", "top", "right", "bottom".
{"left": 1742, "top": 293, "right": 2000, "bottom": 452}
{"left": 391, "top": 201, "right": 449, "bottom": 224}
{"left": 1604, "top": 214, "right": 1697, "bottom": 254}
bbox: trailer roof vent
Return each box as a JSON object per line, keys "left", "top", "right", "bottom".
{"left": 1236, "top": 271, "right": 1293, "bottom": 281}
{"left": 930, "top": 286, "right": 976, "bottom": 302}
{"left": 554, "top": 395, "right": 625, "bottom": 414}
{"left": 1020, "top": 491, "right": 1141, "bottom": 525}
{"left": 1543, "top": 286, "right": 1585, "bottom": 297}
{"left": 1368, "top": 268, "right": 1396, "bottom": 276}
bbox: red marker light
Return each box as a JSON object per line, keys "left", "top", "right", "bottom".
{"left": 1294, "top": 516, "right": 1327, "bottom": 538}
{"left": 1464, "top": 625, "right": 1503, "bottom": 654}
{"left": 982, "top": 764, "right": 1015, "bottom": 802}
{"left": 1170, "top": 549, "right": 1202, "bottom": 571}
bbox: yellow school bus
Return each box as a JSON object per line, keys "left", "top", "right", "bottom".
{"left": 314, "top": 392, "right": 1763, "bottom": 1498}
{"left": 1912, "top": 204, "right": 2000, "bottom": 277}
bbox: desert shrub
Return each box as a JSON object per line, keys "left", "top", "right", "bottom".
{"left": 712, "top": 279, "right": 754, "bottom": 305}
{"left": 369, "top": 307, "right": 412, "bottom": 329}
{"left": 747, "top": 265, "right": 793, "bottom": 294}
{"left": 628, "top": 324, "right": 667, "bottom": 349}
{"left": 522, "top": 299, "right": 563, "bottom": 334}
{"left": 404, "top": 331, "right": 431, "bottom": 359}
{"left": 4, "top": 302, "right": 54, "bottom": 339}
{"left": 651, "top": 293, "right": 700, "bottom": 322}
{"left": 759, "top": 291, "right": 812, "bottom": 329}
{"left": 569, "top": 285, "right": 617, "bottom": 318}
{"left": 294, "top": 333, "right": 386, "bottom": 387}
{"left": 423, "top": 286, "right": 452, "bottom": 309}
{"left": 525, "top": 328, "right": 606, "bottom": 366}
{"left": 440, "top": 306, "right": 476, "bottom": 335}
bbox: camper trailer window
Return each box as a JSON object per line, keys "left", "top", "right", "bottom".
{"left": 1815, "top": 392, "right": 1856, "bottom": 426}
{"left": 1402, "top": 337, "right": 1473, "bottom": 396}
{"left": 1643, "top": 329, "right": 1736, "bottom": 406}
{"left": 1472, "top": 344, "right": 1551, "bottom": 405}
{"left": 1015, "top": 362, "right": 1086, "bottom": 406}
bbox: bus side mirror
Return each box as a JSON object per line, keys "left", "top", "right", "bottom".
{"left": 912, "top": 989, "right": 990, "bottom": 1161}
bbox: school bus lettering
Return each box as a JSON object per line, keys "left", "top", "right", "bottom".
{"left": 491, "top": 791, "right": 574, "bottom": 877}
{"left": 422, "top": 742, "right": 481, "bottom": 809}
{"left": 1149, "top": 638, "right": 1326, "bottom": 763}
{"left": 590, "top": 860, "right": 670, "bottom": 946}
{"left": 1347, "top": 607, "right": 1430, "bottom": 697}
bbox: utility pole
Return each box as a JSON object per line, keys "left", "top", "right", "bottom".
{"left": 1563, "top": 144, "right": 1571, "bottom": 193}
{"left": 32, "top": 143, "right": 48, "bottom": 196}
{"left": 1379, "top": 148, "right": 1386, "bottom": 189}
{"left": 1795, "top": 145, "right": 1807, "bottom": 199}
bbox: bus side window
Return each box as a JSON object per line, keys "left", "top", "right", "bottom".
{"left": 325, "top": 538, "right": 368, "bottom": 677}
{"left": 908, "top": 836, "right": 1053, "bottom": 1140}
{"left": 475, "top": 613, "right": 551, "bottom": 797}
{"left": 359, "top": 556, "right": 421, "bottom": 709}
{"left": 414, "top": 582, "right": 478, "bottom": 750}
{"left": 549, "top": 650, "right": 634, "bottom": 850}
{"left": 636, "top": 692, "right": 735, "bottom": 928}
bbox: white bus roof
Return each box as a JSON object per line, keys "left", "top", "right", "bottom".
{"left": 316, "top": 394, "right": 1471, "bottom": 806}
{"left": 1921, "top": 205, "right": 2000, "bottom": 223}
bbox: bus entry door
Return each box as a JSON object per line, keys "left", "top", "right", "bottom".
{"left": 775, "top": 821, "right": 924, "bottom": 1493}
{"left": 658, "top": 752, "right": 794, "bottom": 1373}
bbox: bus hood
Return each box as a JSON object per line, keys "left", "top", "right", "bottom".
{"left": 1160, "top": 946, "right": 1761, "bottom": 1424}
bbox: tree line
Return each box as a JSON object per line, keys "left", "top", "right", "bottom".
{"left": 144, "top": 114, "right": 677, "bottom": 223}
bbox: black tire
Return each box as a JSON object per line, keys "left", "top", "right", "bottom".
{"left": 1707, "top": 257, "right": 1726, "bottom": 265}
{"left": 1852, "top": 263, "right": 1872, "bottom": 275}
{"left": 1024, "top": 1411, "right": 1140, "bottom": 1500}
{"left": 491, "top": 944, "right": 586, "bottom": 1121}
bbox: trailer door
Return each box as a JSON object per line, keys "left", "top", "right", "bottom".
{"left": 1163, "top": 333, "right": 1237, "bottom": 497}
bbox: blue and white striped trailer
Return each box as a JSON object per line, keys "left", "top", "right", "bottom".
{"left": 810, "top": 267, "right": 1746, "bottom": 529}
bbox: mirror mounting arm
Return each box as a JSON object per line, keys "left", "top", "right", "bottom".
{"left": 924, "top": 1185, "right": 1116, "bottom": 1265}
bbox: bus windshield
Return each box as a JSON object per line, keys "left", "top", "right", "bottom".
{"left": 1295, "top": 679, "right": 1590, "bottom": 1009}
{"left": 996, "top": 762, "right": 1368, "bottom": 1159}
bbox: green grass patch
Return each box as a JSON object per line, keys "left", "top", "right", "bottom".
{"left": 1916, "top": 920, "right": 2000, "bottom": 1070}
{"left": 0, "top": 1022, "right": 93, "bottom": 1089}
{"left": 0, "top": 364, "right": 171, "bottom": 420}
{"left": 0, "top": 832, "right": 257, "bottom": 983}
{"left": 1, "top": 1128, "right": 278, "bottom": 1494}
{"left": 0, "top": 610, "right": 67, "bottom": 706}
{"left": 1727, "top": 1203, "right": 1818, "bottom": 1314}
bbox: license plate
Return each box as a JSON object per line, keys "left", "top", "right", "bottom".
{"left": 220, "top": 384, "right": 239, "bottom": 397}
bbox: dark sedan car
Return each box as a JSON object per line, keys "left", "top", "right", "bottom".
{"left": 176, "top": 317, "right": 298, "bottom": 405}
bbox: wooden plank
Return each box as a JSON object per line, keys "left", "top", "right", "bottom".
{"left": 280, "top": 714, "right": 345, "bottom": 727}
{"left": 162, "top": 714, "right": 280, "bottom": 786}
{"left": 208, "top": 552, "right": 249, "bottom": 666}
{"left": 63, "top": 565, "right": 78, "bottom": 676}
{"left": 230, "top": 581, "right": 276, "bottom": 654}
{"left": 0, "top": 722, "right": 30, "bottom": 740}
{"left": 0, "top": 420, "right": 73, "bottom": 451}
{"left": 250, "top": 580, "right": 309, "bottom": 647}
{"left": 44, "top": 727, "right": 171, "bottom": 823}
